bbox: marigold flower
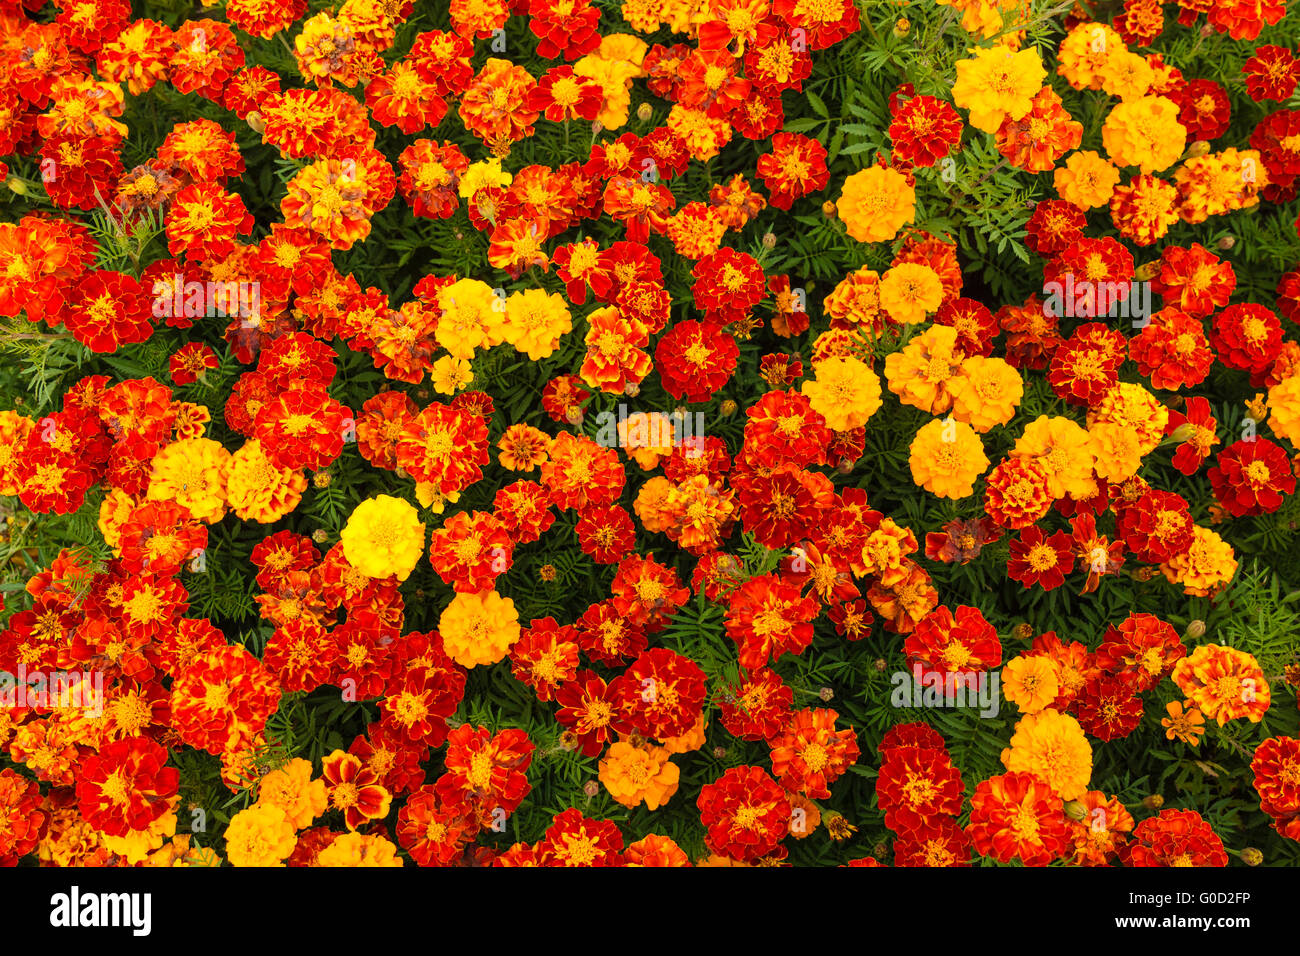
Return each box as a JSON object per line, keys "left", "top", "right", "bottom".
{"left": 224, "top": 803, "right": 297, "bottom": 866}
{"left": 1001, "top": 654, "right": 1060, "bottom": 714}
{"left": 1102, "top": 95, "right": 1187, "bottom": 173}
{"left": 439, "top": 590, "right": 521, "bottom": 668}
{"left": 1172, "top": 643, "right": 1269, "bottom": 726}
{"left": 801, "top": 356, "right": 882, "bottom": 431}
{"left": 599, "top": 740, "right": 680, "bottom": 810}
{"left": 909, "top": 418, "right": 988, "bottom": 499}
{"left": 837, "top": 165, "right": 915, "bottom": 243}
{"left": 967, "top": 771, "right": 1071, "bottom": 866}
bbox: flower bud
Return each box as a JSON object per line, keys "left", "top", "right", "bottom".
{"left": 6, "top": 177, "right": 28, "bottom": 196}
{"left": 818, "top": 686, "right": 834, "bottom": 702}
{"left": 1142, "top": 793, "right": 1164, "bottom": 810}
{"left": 1182, "top": 140, "right": 1210, "bottom": 160}
{"left": 312, "top": 470, "right": 332, "bottom": 489}
{"left": 1183, "top": 620, "right": 1206, "bottom": 640}
{"left": 1063, "top": 800, "right": 1087, "bottom": 822}
{"left": 591, "top": 121, "right": 604, "bottom": 136}
{"left": 636, "top": 102, "right": 653, "bottom": 122}
{"left": 720, "top": 399, "right": 737, "bottom": 416}
{"left": 1242, "top": 847, "right": 1263, "bottom": 866}
{"left": 623, "top": 381, "right": 640, "bottom": 397}
{"left": 1134, "top": 261, "right": 1160, "bottom": 281}
{"left": 565, "top": 405, "right": 584, "bottom": 425}
{"left": 583, "top": 780, "right": 600, "bottom": 797}
{"left": 873, "top": 658, "right": 888, "bottom": 672}
{"left": 893, "top": 17, "right": 910, "bottom": 36}
{"left": 822, "top": 200, "right": 837, "bottom": 218}
{"left": 762, "top": 231, "right": 777, "bottom": 249}
{"left": 1217, "top": 235, "right": 1235, "bottom": 250}
{"left": 311, "top": 529, "right": 329, "bottom": 544}
{"left": 246, "top": 111, "right": 266, "bottom": 134}
{"left": 712, "top": 746, "right": 728, "bottom": 759}
{"left": 1013, "top": 622, "right": 1034, "bottom": 642}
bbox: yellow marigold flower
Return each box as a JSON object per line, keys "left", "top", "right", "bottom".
{"left": 257, "top": 758, "right": 327, "bottom": 830}
{"left": 1102, "top": 95, "right": 1187, "bottom": 174}
{"left": 1100, "top": 50, "right": 1153, "bottom": 101}
{"left": 225, "top": 803, "right": 298, "bottom": 867}
{"left": 1160, "top": 525, "right": 1238, "bottom": 597}
{"left": 1000, "top": 708, "right": 1092, "bottom": 801}
{"left": 1087, "top": 420, "right": 1144, "bottom": 483}
{"left": 1267, "top": 372, "right": 1300, "bottom": 447}
{"left": 147, "top": 437, "right": 230, "bottom": 524}
{"left": 294, "top": 12, "right": 372, "bottom": 86}
{"left": 1057, "top": 22, "right": 1122, "bottom": 91}
{"left": 951, "top": 46, "right": 1047, "bottom": 133}
{"left": 436, "top": 278, "right": 498, "bottom": 360}
{"left": 879, "top": 263, "right": 943, "bottom": 326}
{"left": 596, "top": 33, "right": 649, "bottom": 68}
{"left": 459, "top": 157, "right": 512, "bottom": 199}
{"left": 599, "top": 740, "right": 680, "bottom": 810}
{"left": 1054, "top": 150, "right": 1120, "bottom": 210}
{"left": 339, "top": 494, "right": 426, "bottom": 582}
{"left": 1088, "top": 381, "right": 1167, "bottom": 453}
{"left": 225, "top": 439, "right": 307, "bottom": 523}
{"left": 415, "top": 483, "right": 460, "bottom": 513}
{"left": 802, "top": 356, "right": 883, "bottom": 431}
{"left": 837, "top": 165, "right": 915, "bottom": 243}
{"left": 948, "top": 354, "right": 1024, "bottom": 432}
{"left": 503, "top": 288, "right": 572, "bottom": 360}
{"left": 574, "top": 50, "right": 646, "bottom": 130}
{"left": 316, "top": 831, "right": 403, "bottom": 866}
{"left": 909, "top": 417, "right": 989, "bottom": 499}
{"left": 102, "top": 803, "right": 178, "bottom": 865}
{"left": 1010, "top": 415, "right": 1096, "bottom": 499}
{"left": 885, "top": 323, "right": 965, "bottom": 414}
{"left": 1001, "top": 654, "right": 1060, "bottom": 714}
{"left": 0, "top": 410, "right": 34, "bottom": 495}
{"left": 430, "top": 355, "right": 474, "bottom": 395}
{"left": 281, "top": 157, "right": 376, "bottom": 251}
{"left": 1172, "top": 643, "right": 1269, "bottom": 726}
{"left": 97, "top": 487, "right": 138, "bottom": 556}
{"left": 439, "top": 589, "right": 522, "bottom": 668}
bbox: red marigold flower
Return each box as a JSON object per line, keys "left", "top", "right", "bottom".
{"left": 610, "top": 554, "right": 689, "bottom": 632}
{"left": 894, "top": 817, "right": 972, "bottom": 866}
{"left": 322, "top": 749, "right": 392, "bottom": 831}
{"left": 1024, "top": 200, "right": 1087, "bottom": 257}
{"left": 349, "top": 720, "right": 428, "bottom": 798}
{"left": 1123, "top": 808, "right": 1228, "bottom": 866}
{"left": 75, "top": 737, "right": 179, "bottom": 837}
{"left": 56, "top": 268, "right": 154, "bottom": 354}
{"left": 1115, "top": 487, "right": 1194, "bottom": 563}
{"left": 1007, "top": 526, "right": 1074, "bottom": 590}
{"left": 1208, "top": 437, "right": 1296, "bottom": 516}
{"left": 693, "top": 248, "right": 766, "bottom": 323}
{"left": 1072, "top": 673, "right": 1144, "bottom": 741}
{"left": 168, "top": 341, "right": 219, "bottom": 386}
{"left": 1252, "top": 736, "right": 1300, "bottom": 829}
{"left": 996, "top": 86, "right": 1083, "bottom": 173}
{"left": 1046, "top": 321, "right": 1126, "bottom": 406}
{"left": 579, "top": 307, "right": 652, "bottom": 394}
{"left": 540, "top": 430, "right": 625, "bottom": 511}
{"left": 408, "top": 29, "right": 474, "bottom": 97}
{"left": 924, "top": 516, "right": 1002, "bottom": 565}
{"left": 396, "top": 401, "right": 490, "bottom": 497}
{"left": 724, "top": 572, "right": 818, "bottom": 669}
{"left": 1243, "top": 46, "right": 1300, "bottom": 102}
{"left": 0, "top": 769, "right": 47, "bottom": 864}
{"left": 537, "top": 808, "right": 624, "bottom": 866}
{"left": 397, "top": 139, "right": 468, "bottom": 220}
{"left": 428, "top": 510, "right": 513, "bottom": 592}
{"left": 39, "top": 133, "right": 125, "bottom": 212}
{"left": 616, "top": 647, "right": 708, "bottom": 740}
{"left": 876, "top": 744, "right": 965, "bottom": 835}
{"left": 380, "top": 665, "right": 465, "bottom": 750}
{"left": 768, "top": 707, "right": 860, "bottom": 799}
{"left": 396, "top": 785, "right": 478, "bottom": 866}
{"left": 170, "top": 20, "right": 245, "bottom": 101}
{"left": 757, "top": 132, "right": 830, "bottom": 209}
{"left": 983, "top": 457, "right": 1054, "bottom": 529}
{"left": 494, "top": 479, "right": 557, "bottom": 543}
{"left": 1163, "top": 395, "right": 1220, "bottom": 476}
{"left": 528, "top": 0, "right": 601, "bottom": 60}
{"left": 772, "top": 0, "right": 859, "bottom": 50}
{"left": 528, "top": 65, "right": 602, "bottom": 122}
{"left": 1206, "top": 0, "right": 1284, "bottom": 41}
{"left": 697, "top": 764, "right": 790, "bottom": 862}
{"left": 743, "top": 22, "right": 812, "bottom": 93}
{"left": 574, "top": 504, "right": 635, "bottom": 564}
{"left": 1129, "top": 307, "right": 1213, "bottom": 390}
{"left": 904, "top": 604, "right": 1002, "bottom": 682}
{"left": 263, "top": 619, "right": 333, "bottom": 693}
{"left": 367, "top": 61, "right": 447, "bottom": 134}
{"left": 732, "top": 460, "right": 835, "bottom": 548}
{"left": 678, "top": 47, "right": 751, "bottom": 118}
{"left": 575, "top": 599, "right": 647, "bottom": 666}
{"left": 459, "top": 57, "right": 540, "bottom": 149}
{"left": 1095, "top": 612, "right": 1185, "bottom": 691}
{"left": 252, "top": 383, "right": 351, "bottom": 472}
{"left": 554, "top": 670, "right": 630, "bottom": 757}
{"left": 603, "top": 176, "right": 676, "bottom": 244}
{"left": 171, "top": 644, "right": 280, "bottom": 755}
{"left": 719, "top": 668, "right": 794, "bottom": 742}
{"left": 509, "top": 617, "right": 580, "bottom": 702}
{"left": 655, "top": 320, "right": 740, "bottom": 403}
{"left": 1210, "top": 303, "right": 1284, "bottom": 382}
{"left": 889, "top": 94, "right": 962, "bottom": 169}
{"left": 165, "top": 181, "right": 254, "bottom": 261}
{"left": 1174, "top": 79, "right": 1230, "bottom": 141}
{"left": 967, "top": 771, "right": 1072, "bottom": 866}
